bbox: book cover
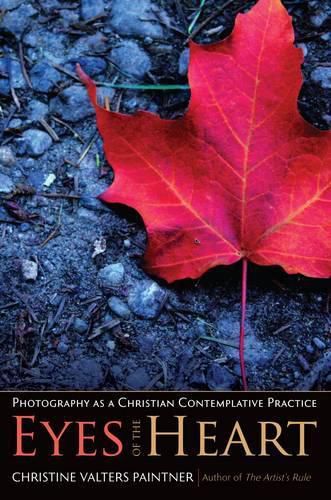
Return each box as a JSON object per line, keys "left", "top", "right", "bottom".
{"left": 0, "top": 0, "right": 329, "bottom": 495}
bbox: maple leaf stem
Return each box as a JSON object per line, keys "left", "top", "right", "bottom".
{"left": 240, "top": 257, "right": 248, "bottom": 391}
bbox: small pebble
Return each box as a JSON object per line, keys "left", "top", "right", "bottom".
{"left": 0, "top": 146, "right": 16, "bottom": 167}
{"left": 73, "top": 318, "right": 88, "bottom": 334}
{"left": 110, "top": 0, "right": 165, "bottom": 38}
{"left": 0, "top": 1, "right": 25, "bottom": 9}
{"left": 50, "top": 85, "right": 93, "bottom": 122}
{"left": 21, "top": 259, "right": 38, "bottom": 281}
{"left": 305, "top": 344, "right": 315, "bottom": 354}
{"left": 57, "top": 341, "right": 69, "bottom": 354}
{"left": 30, "top": 62, "right": 62, "bottom": 93}
{"left": 98, "top": 263, "right": 125, "bottom": 287}
{"left": 8, "top": 119, "right": 22, "bottom": 129}
{"left": 128, "top": 280, "right": 166, "bottom": 318}
{"left": 79, "top": 195, "right": 105, "bottom": 211}
{"left": 0, "top": 173, "right": 14, "bottom": 193}
{"left": 108, "top": 297, "right": 130, "bottom": 319}
{"left": 310, "top": 11, "right": 328, "bottom": 27}
{"left": 297, "top": 43, "right": 308, "bottom": 57}
{"left": 68, "top": 56, "right": 106, "bottom": 77}
{"left": 178, "top": 48, "right": 189, "bottom": 76}
{"left": 321, "top": 32, "right": 330, "bottom": 42}
{"left": 27, "top": 100, "right": 49, "bottom": 121}
{"left": 112, "top": 364, "right": 122, "bottom": 377}
{"left": 111, "top": 41, "right": 151, "bottom": 79}
{"left": 23, "top": 129, "right": 52, "bottom": 157}
{"left": 297, "top": 354, "right": 310, "bottom": 372}
{"left": 190, "top": 369, "right": 207, "bottom": 388}
{"left": 206, "top": 363, "right": 237, "bottom": 390}
{"left": 106, "top": 340, "right": 116, "bottom": 352}
{"left": 313, "top": 337, "right": 326, "bottom": 350}
{"left": 63, "top": 358, "right": 103, "bottom": 389}
{"left": 311, "top": 66, "right": 331, "bottom": 89}
{"left": 1, "top": 3, "right": 37, "bottom": 39}
{"left": 144, "top": 36, "right": 153, "bottom": 45}
{"left": 81, "top": 0, "right": 105, "bottom": 21}
{"left": 126, "top": 367, "right": 150, "bottom": 389}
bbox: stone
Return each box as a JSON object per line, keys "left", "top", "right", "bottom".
{"left": 310, "top": 11, "right": 329, "bottom": 27}
{"left": 190, "top": 369, "right": 207, "bottom": 388}
{"left": 111, "top": 42, "right": 151, "bottom": 79}
{"left": 108, "top": 297, "right": 130, "bottom": 319}
{"left": 30, "top": 62, "right": 62, "bottom": 93}
{"left": 64, "top": 358, "right": 104, "bottom": 389}
{"left": 297, "top": 43, "right": 308, "bottom": 58}
{"left": 77, "top": 207, "right": 98, "bottom": 222}
{"left": 8, "top": 59, "right": 26, "bottom": 89}
{"left": 126, "top": 367, "right": 150, "bottom": 389}
{"left": 128, "top": 280, "right": 166, "bottom": 318}
{"left": 110, "top": 0, "right": 165, "bottom": 38}
{"left": 79, "top": 195, "right": 107, "bottom": 211}
{"left": 60, "top": 9, "right": 79, "bottom": 26}
{"left": 0, "top": 0, "right": 25, "bottom": 9}
{"left": 50, "top": 85, "right": 93, "bottom": 122}
{"left": 0, "top": 57, "right": 25, "bottom": 94}
{"left": 0, "top": 173, "right": 14, "bottom": 193}
{"left": 1, "top": 3, "right": 37, "bottom": 38}
{"left": 65, "top": 56, "right": 107, "bottom": 77}
{"left": 323, "top": 114, "right": 331, "bottom": 128}
{"left": 311, "top": 67, "right": 331, "bottom": 89}
{"left": 98, "top": 263, "right": 125, "bottom": 287}
{"left": 27, "top": 100, "right": 49, "bottom": 121}
{"left": 321, "top": 32, "right": 330, "bottom": 42}
{"left": 57, "top": 341, "right": 69, "bottom": 354}
{"left": 106, "top": 340, "right": 116, "bottom": 352}
{"left": 178, "top": 48, "right": 189, "bottom": 76}
{"left": 0, "top": 146, "right": 16, "bottom": 167}
{"left": 313, "top": 337, "right": 326, "bottom": 350}
{"left": 24, "top": 30, "right": 67, "bottom": 63}
{"left": 305, "top": 344, "right": 315, "bottom": 354}
{"left": 22, "top": 129, "right": 52, "bottom": 157}
{"left": 8, "top": 119, "right": 22, "bottom": 129}
{"left": 21, "top": 259, "right": 38, "bottom": 281}
{"left": 73, "top": 318, "right": 88, "bottom": 334}
{"left": 81, "top": 0, "right": 105, "bottom": 21}
{"left": 297, "top": 354, "right": 310, "bottom": 372}
{"left": 27, "top": 170, "right": 45, "bottom": 190}
{"left": 111, "top": 364, "right": 122, "bottom": 378}
{"left": 74, "top": 32, "right": 108, "bottom": 54}
{"left": 206, "top": 363, "right": 237, "bottom": 390}
{"left": 0, "top": 79, "right": 10, "bottom": 96}
{"left": 137, "top": 334, "right": 155, "bottom": 353}
{"left": 217, "top": 313, "right": 275, "bottom": 366}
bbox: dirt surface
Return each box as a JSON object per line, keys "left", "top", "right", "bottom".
{"left": 0, "top": 0, "right": 330, "bottom": 391}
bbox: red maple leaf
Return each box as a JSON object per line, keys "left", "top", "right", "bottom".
{"left": 78, "top": 0, "right": 331, "bottom": 389}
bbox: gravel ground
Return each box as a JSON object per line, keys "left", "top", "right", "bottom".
{"left": 0, "top": 0, "right": 330, "bottom": 391}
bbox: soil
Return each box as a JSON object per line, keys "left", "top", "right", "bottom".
{"left": 0, "top": 0, "right": 330, "bottom": 391}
